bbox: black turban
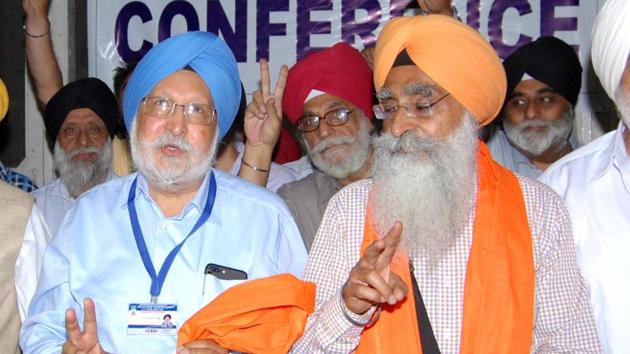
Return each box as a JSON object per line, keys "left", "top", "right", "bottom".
{"left": 503, "top": 37, "right": 582, "bottom": 106}
{"left": 44, "top": 78, "right": 119, "bottom": 151}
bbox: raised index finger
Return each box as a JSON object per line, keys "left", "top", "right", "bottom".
{"left": 259, "top": 59, "right": 271, "bottom": 99}
{"left": 375, "top": 222, "right": 403, "bottom": 273}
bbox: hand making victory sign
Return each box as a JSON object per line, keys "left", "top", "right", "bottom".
{"left": 343, "top": 222, "right": 409, "bottom": 315}
{"left": 62, "top": 298, "right": 107, "bottom": 354}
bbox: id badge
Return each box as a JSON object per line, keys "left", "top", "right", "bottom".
{"left": 127, "top": 303, "right": 178, "bottom": 336}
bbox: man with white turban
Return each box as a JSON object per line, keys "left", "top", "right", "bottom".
{"left": 292, "top": 15, "right": 601, "bottom": 353}
{"left": 539, "top": 0, "right": 630, "bottom": 351}
{"left": 20, "top": 31, "right": 306, "bottom": 354}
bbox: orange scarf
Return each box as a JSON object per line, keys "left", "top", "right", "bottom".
{"left": 177, "top": 274, "right": 315, "bottom": 354}
{"left": 357, "top": 142, "right": 534, "bottom": 354}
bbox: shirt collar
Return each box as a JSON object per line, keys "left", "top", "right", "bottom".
{"left": 592, "top": 121, "right": 629, "bottom": 182}
{"left": 128, "top": 170, "right": 213, "bottom": 218}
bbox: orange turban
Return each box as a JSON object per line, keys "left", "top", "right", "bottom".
{"left": 373, "top": 15, "right": 506, "bottom": 126}
{"left": 178, "top": 274, "right": 315, "bottom": 353}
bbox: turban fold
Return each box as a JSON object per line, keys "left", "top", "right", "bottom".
{"left": 0, "top": 78, "right": 8, "bottom": 121}
{"left": 123, "top": 31, "right": 240, "bottom": 139}
{"left": 503, "top": 37, "right": 582, "bottom": 106}
{"left": 374, "top": 15, "right": 506, "bottom": 126}
{"left": 592, "top": 0, "right": 630, "bottom": 100}
{"left": 44, "top": 78, "right": 119, "bottom": 150}
{"left": 283, "top": 42, "right": 374, "bottom": 122}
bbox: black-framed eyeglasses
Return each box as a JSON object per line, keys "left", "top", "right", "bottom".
{"left": 373, "top": 93, "right": 450, "bottom": 120}
{"left": 296, "top": 108, "right": 355, "bottom": 132}
{"left": 141, "top": 96, "right": 217, "bottom": 125}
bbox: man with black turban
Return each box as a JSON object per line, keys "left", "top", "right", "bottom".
{"left": 488, "top": 36, "right": 582, "bottom": 179}
{"left": 32, "top": 78, "right": 119, "bottom": 237}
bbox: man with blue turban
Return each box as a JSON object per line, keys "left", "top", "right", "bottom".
{"left": 20, "top": 31, "right": 306, "bottom": 354}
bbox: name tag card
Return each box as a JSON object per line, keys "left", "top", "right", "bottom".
{"left": 127, "top": 303, "right": 178, "bottom": 336}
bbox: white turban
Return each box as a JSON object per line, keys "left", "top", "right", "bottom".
{"left": 591, "top": 0, "right": 630, "bottom": 100}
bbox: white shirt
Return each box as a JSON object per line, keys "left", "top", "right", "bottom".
{"left": 14, "top": 204, "right": 52, "bottom": 322}
{"left": 283, "top": 155, "right": 314, "bottom": 180}
{"left": 539, "top": 121, "right": 630, "bottom": 353}
{"left": 31, "top": 178, "right": 73, "bottom": 238}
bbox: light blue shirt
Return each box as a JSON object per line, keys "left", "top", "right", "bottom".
{"left": 20, "top": 170, "right": 307, "bottom": 354}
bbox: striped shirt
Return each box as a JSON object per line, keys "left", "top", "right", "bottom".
{"left": 292, "top": 176, "right": 602, "bottom": 353}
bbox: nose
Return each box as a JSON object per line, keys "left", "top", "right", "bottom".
{"left": 386, "top": 108, "right": 415, "bottom": 138}
{"left": 77, "top": 127, "right": 91, "bottom": 147}
{"left": 524, "top": 101, "right": 540, "bottom": 120}
{"left": 316, "top": 118, "right": 334, "bottom": 139}
{"left": 165, "top": 105, "right": 188, "bottom": 136}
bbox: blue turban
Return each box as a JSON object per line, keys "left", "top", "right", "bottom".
{"left": 123, "top": 31, "right": 240, "bottom": 139}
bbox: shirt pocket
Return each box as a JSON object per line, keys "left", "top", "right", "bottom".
{"left": 201, "top": 273, "right": 247, "bottom": 305}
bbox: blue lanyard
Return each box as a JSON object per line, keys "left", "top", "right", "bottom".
{"left": 127, "top": 173, "right": 217, "bottom": 303}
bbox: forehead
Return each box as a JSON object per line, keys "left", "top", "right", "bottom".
{"left": 302, "top": 93, "right": 355, "bottom": 114}
{"left": 62, "top": 108, "right": 105, "bottom": 126}
{"left": 149, "top": 70, "right": 212, "bottom": 100}
{"left": 378, "top": 65, "right": 443, "bottom": 98}
{"left": 512, "top": 79, "right": 553, "bottom": 95}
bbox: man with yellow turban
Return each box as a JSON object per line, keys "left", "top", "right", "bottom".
{"left": 0, "top": 78, "right": 38, "bottom": 192}
{"left": 292, "top": 15, "right": 601, "bottom": 353}
{"left": 540, "top": 0, "right": 630, "bottom": 351}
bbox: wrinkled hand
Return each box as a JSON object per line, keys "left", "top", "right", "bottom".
{"left": 23, "top": 0, "right": 49, "bottom": 18}
{"left": 417, "top": 0, "right": 453, "bottom": 15}
{"left": 177, "top": 339, "right": 228, "bottom": 354}
{"left": 243, "top": 59, "right": 288, "bottom": 148}
{"left": 342, "top": 222, "right": 409, "bottom": 315}
{"left": 62, "top": 298, "right": 107, "bottom": 354}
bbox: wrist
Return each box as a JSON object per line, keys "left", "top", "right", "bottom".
{"left": 23, "top": 18, "right": 50, "bottom": 38}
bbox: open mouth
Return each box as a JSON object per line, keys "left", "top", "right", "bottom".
{"left": 160, "top": 144, "right": 186, "bottom": 157}
{"left": 72, "top": 152, "right": 98, "bottom": 161}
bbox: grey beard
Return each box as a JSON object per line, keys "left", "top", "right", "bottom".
{"left": 370, "top": 113, "right": 478, "bottom": 266}
{"left": 503, "top": 109, "right": 573, "bottom": 157}
{"left": 615, "top": 89, "right": 630, "bottom": 129}
{"left": 54, "top": 138, "right": 112, "bottom": 198}
{"left": 306, "top": 117, "right": 372, "bottom": 179}
{"left": 130, "top": 120, "right": 217, "bottom": 193}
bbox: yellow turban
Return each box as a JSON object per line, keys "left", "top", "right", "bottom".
{"left": 0, "top": 78, "right": 8, "bottom": 122}
{"left": 374, "top": 15, "right": 506, "bottom": 126}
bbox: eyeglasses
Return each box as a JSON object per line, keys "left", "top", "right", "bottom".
{"left": 373, "top": 93, "right": 450, "bottom": 120}
{"left": 141, "top": 96, "right": 217, "bottom": 125}
{"left": 296, "top": 108, "right": 354, "bottom": 132}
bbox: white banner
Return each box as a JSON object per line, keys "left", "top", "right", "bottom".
{"left": 88, "top": 0, "right": 606, "bottom": 140}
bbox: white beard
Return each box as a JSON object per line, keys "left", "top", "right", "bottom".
{"left": 306, "top": 117, "right": 372, "bottom": 179}
{"left": 615, "top": 89, "right": 630, "bottom": 128}
{"left": 370, "top": 113, "right": 478, "bottom": 266}
{"left": 54, "top": 137, "right": 112, "bottom": 198}
{"left": 130, "top": 120, "right": 218, "bottom": 193}
{"left": 503, "top": 109, "right": 573, "bottom": 157}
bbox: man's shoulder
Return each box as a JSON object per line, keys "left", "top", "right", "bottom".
{"left": 0, "top": 180, "right": 34, "bottom": 207}
{"left": 517, "top": 174, "right": 566, "bottom": 209}
{"left": 31, "top": 178, "right": 63, "bottom": 199}
{"left": 73, "top": 173, "right": 134, "bottom": 207}
{"left": 277, "top": 172, "right": 319, "bottom": 197}
{"left": 326, "top": 178, "right": 372, "bottom": 210}
{"left": 542, "top": 130, "right": 616, "bottom": 180}
{"left": 214, "top": 170, "right": 289, "bottom": 211}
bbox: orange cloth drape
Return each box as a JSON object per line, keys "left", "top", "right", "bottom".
{"left": 357, "top": 142, "right": 535, "bottom": 353}
{"left": 177, "top": 274, "right": 316, "bottom": 354}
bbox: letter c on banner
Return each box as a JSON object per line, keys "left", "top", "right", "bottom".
{"left": 488, "top": 0, "right": 533, "bottom": 59}
{"left": 115, "top": 1, "right": 154, "bottom": 62}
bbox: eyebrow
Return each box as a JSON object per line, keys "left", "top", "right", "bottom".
{"left": 302, "top": 100, "right": 345, "bottom": 117}
{"left": 404, "top": 83, "right": 435, "bottom": 96}
{"left": 376, "top": 88, "right": 392, "bottom": 101}
{"left": 509, "top": 87, "right": 557, "bottom": 100}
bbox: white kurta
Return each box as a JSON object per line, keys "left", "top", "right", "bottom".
{"left": 540, "top": 121, "right": 630, "bottom": 353}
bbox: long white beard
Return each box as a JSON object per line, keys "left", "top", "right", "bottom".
{"left": 54, "top": 137, "right": 112, "bottom": 198}
{"left": 370, "top": 113, "right": 478, "bottom": 265}
{"left": 307, "top": 117, "right": 372, "bottom": 179}
{"left": 615, "top": 89, "right": 630, "bottom": 128}
{"left": 130, "top": 120, "right": 218, "bottom": 193}
{"left": 503, "top": 109, "right": 573, "bottom": 157}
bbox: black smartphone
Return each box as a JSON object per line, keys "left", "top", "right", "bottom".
{"left": 204, "top": 263, "right": 248, "bottom": 280}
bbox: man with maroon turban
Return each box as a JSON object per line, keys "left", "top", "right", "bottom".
{"left": 291, "top": 15, "right": 601, "bottom": 353}
{"left": 247, "top": 42, "right": 375, "bottom": 251}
